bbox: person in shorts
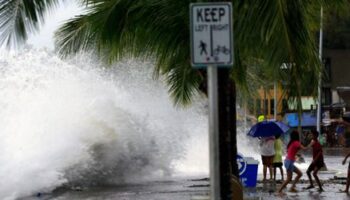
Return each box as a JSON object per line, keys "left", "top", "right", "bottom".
{"left": 273, "top": 133, "right": 284, "bottom": 182}
{"left": 260, "top": 136, "right": 275, "bottom": 181}
{"left": 277, "top": 130, "right": 307, "bottom": 195}
{"left": 305, "top": 130, "right": 325, "bottom": 192}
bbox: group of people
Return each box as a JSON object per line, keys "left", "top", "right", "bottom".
{"left": 259, "top": 129, "right": 350, "bottom": 195}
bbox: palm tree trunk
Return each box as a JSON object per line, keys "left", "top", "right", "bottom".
{"left": 218, "top": 68, "right": 238, "bottom": 199}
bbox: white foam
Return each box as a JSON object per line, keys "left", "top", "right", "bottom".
{"left": 0, "top": 48, "right": 209, "bottom": 199}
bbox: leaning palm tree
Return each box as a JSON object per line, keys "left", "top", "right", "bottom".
{"left": 0, "top": 0, "right": 346, "bottom": 199}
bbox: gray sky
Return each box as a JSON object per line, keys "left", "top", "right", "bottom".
{"left": 28, "top": 2, "right": 82, "bottom": 49}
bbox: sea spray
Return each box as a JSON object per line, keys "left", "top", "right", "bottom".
{"left": 0, "top": 47, "right": 261, "bottom": 199}
{"left": 0, "top": 48, "right": 209, "bottom": 199}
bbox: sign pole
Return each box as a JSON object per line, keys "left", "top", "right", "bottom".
{"left": 208, "top": 64, "right": 220, "bottom": 199}
{"left": 190, "top": 3, "right": 233, "bottom": 199}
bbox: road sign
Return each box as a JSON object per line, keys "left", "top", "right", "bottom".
{"left": 190, "top": 3, "right": 233, "bottom": 67}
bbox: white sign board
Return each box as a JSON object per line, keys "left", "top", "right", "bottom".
{"left": 190, "top": 3, "right": 233, "bottom": 67}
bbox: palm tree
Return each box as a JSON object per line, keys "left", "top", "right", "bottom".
{"left": 0, "top": 0, "right": 61, "bottom": 47}
{"left": 0, "top": 0, "right": 346, "bottom": 199}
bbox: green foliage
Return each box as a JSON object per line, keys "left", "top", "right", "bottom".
{"left": 0, "top": 0, "right": 61, "bottom": 48}
{"left": 232, "top": 0, "right": 321, "bottom": 115}
{"left": 55, "top": 0, "right": 202, "bottom": 106}
{"left": 0, "top": 0, "right": 348, "bottom": 107}
{"left": 233, "top": 0, "right": 346, "bottom": 116}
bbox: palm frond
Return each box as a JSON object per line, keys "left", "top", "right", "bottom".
{"left": 55, "top": 0, "right": 347, "bottom": 106}
{"left": 0, "top": 0, "right": 61, "bottom": 48}
{"left": 54, "top": 14, "right": 97, "bottom": 56}
{"left": 56, "top": 0, "right": 201, "bottom": 106}
{"left": 232, "top": 0, "right": 326, "bottom": 113}
{"left": 166, "top": 57, "right": 202, "bottom": 106}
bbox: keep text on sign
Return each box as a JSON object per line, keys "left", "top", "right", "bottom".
{"left": 190, "top": 3, "right": 233, "bottom": 66}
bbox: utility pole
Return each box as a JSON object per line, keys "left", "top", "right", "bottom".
{"left": 317, "top": 7, "right": 323, "bottom": 133}
{"left": 274, "top": 81, "right": 277, "bottom": 120}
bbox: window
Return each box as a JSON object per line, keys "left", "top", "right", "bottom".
{"left": 322, "top": 88, "right": 332, "bottom": 105}
{"left": 323, "top": 58, "right": 331, "bottom": 83}
{"left": 270, "top": 99, "right": 275, "bottom": 115}
{"left": 256, "top": 99, "right": 261, "bottom": 114}
{"left": 264, "top": 99, "right": 268, "bottom": 116}
{"left": 282, "top": 99, "right": 289, "bottom": 113}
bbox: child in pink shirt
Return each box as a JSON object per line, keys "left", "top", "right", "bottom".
{"left": 278, "top": 130, "right": 307, "bottom": 195}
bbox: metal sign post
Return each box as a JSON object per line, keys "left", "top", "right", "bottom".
{"left": 207, "top": 64, "right": 220, "bottom": 199}
{"left": 190, "top": 2, "right": 233, "bottom": 199}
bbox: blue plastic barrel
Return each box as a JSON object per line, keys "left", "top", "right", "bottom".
{"left": 236, "top": 154, "right": 259, "bottom": 188}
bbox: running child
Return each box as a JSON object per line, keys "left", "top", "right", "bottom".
{"left": 305, "top": 130, "right": 325, "bottom": 192}
{"left": 277, "top": 130, "right": 307, "bottom": 194}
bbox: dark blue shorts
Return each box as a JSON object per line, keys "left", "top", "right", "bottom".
{"left": 284, "top": 159, "right": 295, "bottom": 172}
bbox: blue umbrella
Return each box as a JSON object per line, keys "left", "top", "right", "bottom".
{"left": 247, "top": 120, "right": 290, "bottom": 138}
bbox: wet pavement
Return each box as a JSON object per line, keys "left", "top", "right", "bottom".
{"left": 23, "top": 177, "right": 350, "bottom": 200}
{"left": 245, "top": 147, "right": 350, "bottom": 200}
{"left": 19, "top": 148, "right": 350, "bottom": 200}
{"left": 19, "top": 178, "right": 210, "bottom": 200}
{"left": 245, "top": 178, "right": 350, "bottom": 200}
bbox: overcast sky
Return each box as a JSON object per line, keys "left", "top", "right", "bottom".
{"left": 28, "top": 2, "right": 82, "bottom": 49}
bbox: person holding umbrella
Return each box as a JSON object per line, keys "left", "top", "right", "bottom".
{"left": 247, "top": 119, "right": 290, "bottom": 182}
{"left": 260, "top": 136, "right": 275, "bottom": 182}
{"left": 278, "top": 130, "right": 308, "bottom": 195}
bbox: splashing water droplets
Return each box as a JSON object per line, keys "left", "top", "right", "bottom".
{"left": 0, "top": 48, "right": 209, "bottom": 199}
{"left": 0, "top": 48, "right": 261, "bottom": 199}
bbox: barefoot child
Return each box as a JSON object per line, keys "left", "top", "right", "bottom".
{"left": 305, "top": 130, "right": 325, "bottom": 192}
{"left": 273, "top": 133, "right": 284, "bottom": 181}
{"left": 342, "top": 152, "right": 350, "bottom": 193}
{"left": 278, "top": 130, "right": 307, "bottom": 194}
